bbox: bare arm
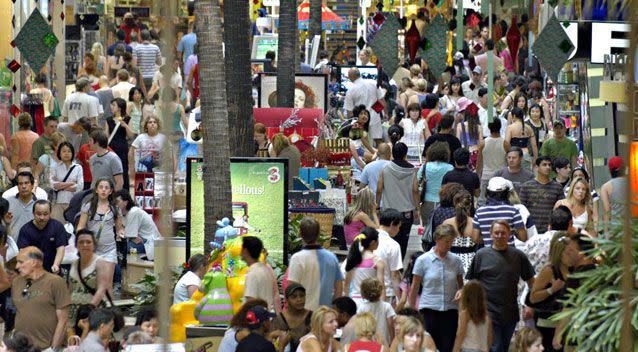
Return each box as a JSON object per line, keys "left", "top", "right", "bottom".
{"left": 2, "top": 157, "right": 15, "bottom": 180}
{"left": 391, "top": 271, "right": 401, "bottom": 303}
{"left": 408, "top": 275, "right": 422, "bottom": 308}
{"left": 114, "top": 174, "right": 124, "bottom": 192}
{"left": 503, "top": 126, "right": 512, "bottom": 151}
{"left": 353, "top": 212, "right": 379, "bottom": 229}
{"left": 91, "top": 259, "right": 110, "bottom": 306}
{"left": 515, "top": 227, "right": 528, "bottom": 242}
{"left": 76, "top": 213, "right": 89, "bottom": 231}
{"left": 334, "top": 279, "right": 343, "bottom": 299}
{"left": 530, "top": 266, "right": 563, "bottom": 304}
{"left": 376, "top": 261, "right": 386, "bottom": 301}
{"left": 344, "top": 271, "right": 352, "bottom": 298}
{"left": 52, "top": 246, "right": 65, "bottom": 272}
{"left": 0, "top": 265, "right": 11, "bottom": 293}
{"left": 376, "top": 172, "right": 384, "bottom": 207}
{"left": 10, "top": 138, "right": 19, "bottom": 168}
{"left": 128, "top": 146, "right": 137, "bottom": 182}
{"left": 52, "top": 308, "right": 69, "bottom": 348}
{"left": 600, "top": 183, "right": 612, "bottom": 225}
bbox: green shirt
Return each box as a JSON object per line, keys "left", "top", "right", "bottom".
{"left": 31, "top": 134, "right": 52, "bottom": 161}
{"left": 540, "top": 137, "right": 578, "bottom": 178}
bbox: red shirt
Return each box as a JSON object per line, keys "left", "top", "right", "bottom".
{"left": 348, "top": 341, "right": 382, "bottom": 352}
{"left": 119, "top": 24, "right": 140, "bottom": 44}
{"left": 193, "top": 64, "right": 199, "bottom": 100}
{"left": 421, "top": 108, "right": 442, "bottom": 131}
{"left": 76, "top": 143, "right": 113, "bottom": 183}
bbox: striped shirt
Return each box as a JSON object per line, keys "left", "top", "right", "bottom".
{"left": 133, "top": 42, "right": 161, "bottom": 78}
{"left": 519, "top": 179, "right": 565, "bottom": 233}
{"left": 473, "top": 200, "right": 525, "bottom": 246}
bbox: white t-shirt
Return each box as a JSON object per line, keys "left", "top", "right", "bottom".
{"left": 243, "top": 262, "right": 276, "bottom": 311}
{"left": 61, "top": 92, "right": 100, "bottom": 123}
{"left": 357, "top": 300, "right": 396, "bottom": 346}
{"left": 373, "top": 230, "right": 403, "bottom": 297}
{"left": 122, "top": 206, "right": 161, "bottom": 260}
{"left": 173, "top": 271, "right": 201, "bottom": 304}
{"left": 111, "top": 81, "right": 136, "bottom": 102}
{"left": 132, "top": 133, "right": 171, "bottom": 170}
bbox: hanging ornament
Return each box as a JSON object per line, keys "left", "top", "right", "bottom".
{"left": 376, "top": 1, "right": 384, "bottom": 12}
{"left": 10, "top": 104, "right": 20, "bottom": 116}
{"left": 357, "top": 37, "right": 366, "bottom": 50}
{"left": 372, "top": 12, "right": 386, "bottom": 26}
{"left": 7, "top": 60, "right": 20, "bottom": 73}
{"left": 405, "top": 20, "right": 421, "bottom": 64}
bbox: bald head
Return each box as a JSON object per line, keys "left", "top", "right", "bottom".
{"left": 377, "top": 143, "right": 391, "bottom": 160}
{"left": 348, "top": 68, "right": 361, "bottom": 81}
{"left": 18, "top": 247, "right": 44, "bottom": 267}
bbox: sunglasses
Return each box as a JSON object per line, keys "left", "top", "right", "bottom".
{"left": 22, "top": 279, "right": 32, "bottom": 298}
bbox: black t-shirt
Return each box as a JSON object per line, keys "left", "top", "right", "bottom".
{"left": 16, "top": 220, "right": 68, "bottom": 273}
{"left": 236, "top": 332, "right": 276, "bottom": 352}
{"left": 466, "top": 246, "right": 535, "bottom": 324}
{"left": 442, "top": 167, "right": 480, "bottom": 213}
{"left": 422, "top": 133, "right": 462, "bottom": 161}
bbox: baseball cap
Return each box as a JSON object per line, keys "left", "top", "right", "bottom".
{"left": 608, "top": 156, "right": 624, "bottom": 171}
{"left": 285, "top": 282, "right": 306, "bottom": 298}
{"left": 456, "top": 97, "right": 474, "bottom": 113}
{"left": 124, "top": 12, "right": 134, "bottom": 19}
{"left": 487, "top": 177, "right": 513, "bottom": 192}
{"left": 245, "top": 306, "right": 275, "bottom": 328}
{"left": 472, "top": 66, "right": 482, "bottom": 75}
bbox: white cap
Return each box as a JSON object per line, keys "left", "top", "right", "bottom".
{"left": 487, "top": 177, "right": 513, "bottom": 192}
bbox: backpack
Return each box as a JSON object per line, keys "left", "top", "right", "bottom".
{"left": 64, "top": 189, "right": 94, "bottom": 227}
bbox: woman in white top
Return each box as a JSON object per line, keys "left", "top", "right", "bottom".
{"left": 34, "top": 131, "right": 66, "bottom": 195}
{"left": 115, "top": 189, "right": 161, "bottom": 260}
{"left": 172, "top": 254, "right": 208, "bottom": 304}
{"left": 50, "top": 141, "right": 83, "bottom": 223}
{"left": 438, "top": 82, "right": 456, "bottom": 116}
{"left": 129, "top": 116, "right": 173, "bottom": 181}
{"left": 400, "top": 103, "right": 428, "bottom": 160}
{"left": 297, "top": 306, "right": 340, "bottom": 352}
{"left": 554, "top": 177, "right": 594, "bottom": 233}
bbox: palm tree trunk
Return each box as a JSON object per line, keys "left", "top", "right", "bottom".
{"left": 195, "top": 0, "right": 232, "bottom": 254}
{"left": 223, "top": 0, "right": 254, "bottom": 157}
{"left": 276, "top": 0, "right": 298, "bottom": 107}
{"left": 309, "top": 0, "right": 322, "bottom": 50}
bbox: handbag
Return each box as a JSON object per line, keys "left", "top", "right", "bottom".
{"left": 76, "top": 258, "right": 125, "bottom": 333}
{"left": 63, "top": 336, "right": 81, "bottom": 352}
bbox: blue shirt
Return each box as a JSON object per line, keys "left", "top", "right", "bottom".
{"left": 472, "top": 200, "right": 525, "bottom": 246}
{"left": 106, "top": 41, "right": 133, "bottom": 56}
{"left": 17, "top": 219, "right": 68, "bottom": 273}
{"left": 288, "top": 246, "right": 344, "bottom": 310}
{"left": 412, "top": 249, "right": 464, "bottom": 311}
{"left": 177, "top": 33, "right": 197, "bottom": 64}
{"left": 360, "top": 159, "right": 390, "bottom": 194}
{"left": 418, "top": 162, "right": 454, "bottom": 202}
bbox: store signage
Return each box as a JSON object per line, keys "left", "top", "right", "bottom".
{"left": 114, "top": 6, "right": 150, "bottom": 18}
{"left": 186, "top": 158, "right": 289, "bottom": 264}
{"left": 263, "top": 0, "right": 280, "bottom": 6}
{"left": 563, "top": 21, "right": 630, "bottom": 64}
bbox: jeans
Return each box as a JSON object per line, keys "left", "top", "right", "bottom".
{"left": 420, "top": 308, "right": 458, "bottom": 352}
{"left": 395, "top": 210, "right": 414, "bottom": 260}
{"left": 128, "top": 238, "right": 147, "bottom": 254}
{"left": 490, "top": 320, "right": 517, "bottom": 352}
{"left": 114, "top": 264, "right": 122, "bottom": 285}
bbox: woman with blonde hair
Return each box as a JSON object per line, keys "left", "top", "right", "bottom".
{"left": 344, "top": 188, "right": 379, "bottom": 246}
{"left": 297, "top": 306, "right": 340, "bottom": 352}
{"left": 343, "top": 312, "right": 387, "bottom": 352}
{"left": 390, "top": 316, "right": 432, "bottom": 352}
{"left": 399, "top": 77, "right": 417, "bottom": 109}
{"left": 408, "top": 78, "right": 428, "bottom": 107}
{"left": 91, "top": 42, "right": 107, "bottom": 75}
{"left": 270, "top": 133, "right": 300, "bottom": 190}
{"left": 529, "top": 232, "right": 577, "bottom": 351}
{"left": 510, "top": 327, "right": 543, "bottom": 352}
{"left": 554, "top": 177, "right": 594, "bottom": 233}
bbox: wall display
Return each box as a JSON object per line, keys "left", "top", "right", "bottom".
{"left": 258, "top": 73, "right": 328, "bottom": 111}
{"left": 337, "top": 65, "right": 378, "bottom": 93}
{"left": 251, "top": 59, "right": 273, "bottom": 77}
{"left": 186, "top": 158, "right": 289, "bottom": 263}
{"left": 65, "top": 41, "right": 81, "bottom": 85}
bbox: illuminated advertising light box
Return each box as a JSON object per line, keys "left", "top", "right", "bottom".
{"left": 186, "top": 157, "right": 289, "bottom": 263}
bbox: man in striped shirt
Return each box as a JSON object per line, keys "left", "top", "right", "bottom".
{"left": 472, "top": 177, "right": 527, "bottom": 246}
{"left": 133, "top": 29, "right": 162, "bottom": 93}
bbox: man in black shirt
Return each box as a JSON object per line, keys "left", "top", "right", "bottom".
{"left": 236, "top": 305, "right": 277, "bottom": 352}
{"left": 443, "top": 148, "right": 480, "bottom": 212}
{"left": 422, "top": 114, "right": 462, "bottom": 162}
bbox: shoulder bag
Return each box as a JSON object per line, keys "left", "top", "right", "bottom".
{"left": 76, "top": 258, "right": 125, "bottom": 332}
{"left": 52, "top": 165, "right": 77, "bottom": 203}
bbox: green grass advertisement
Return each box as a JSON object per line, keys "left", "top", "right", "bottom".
{"left": 187, "top": 158, "right": 288, "bottom": 262}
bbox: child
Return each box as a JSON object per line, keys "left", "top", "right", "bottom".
{"left": 357, "top": 278, "right": 395, "bottom": 347}
{"left": 343, "top": 312, "right": 386, "bottom": 352}
{"left": 396, "top": 251, "right": 423, "bottom": 312}
{"left": 345, "top": 227, "right": 386, "bottom": 306}
{"left": 510, "top": 327, "right": 544, "bottom": 352}
{"left": 452, "top": 280, "right": 492, "bottom": 352}
{"left": 135, "top": 305, "right": 159, "bottom": 341}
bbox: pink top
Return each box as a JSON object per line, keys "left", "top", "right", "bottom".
{"left": 500, "top": 50, "right": 514, "bottom": 72}
{"left": 344, "top": 220, "right": 366, "bottom": 246}
{"left": 350, "top": 257, "right": 379, "bottom": 299}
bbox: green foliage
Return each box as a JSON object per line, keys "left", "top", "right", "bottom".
{"left": 552, "top": 218, "right": 638, "bottom": 351}
{"left": 130, "top": 268, "right": 182, "bottom": 315}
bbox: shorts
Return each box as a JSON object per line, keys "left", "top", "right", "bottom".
{"left": 97, "top": 248, "right": 118, "bottom": 264}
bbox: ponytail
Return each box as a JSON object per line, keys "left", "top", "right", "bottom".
{"left": 345, "top": 227, "right": 379, "bottom": 272}
{"left": 453, "top": 191, "right": 471, "bottom": 235}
